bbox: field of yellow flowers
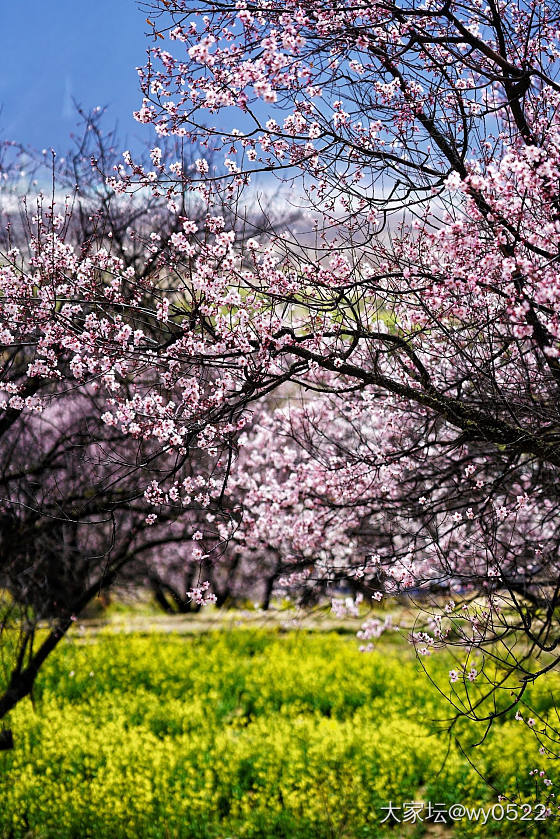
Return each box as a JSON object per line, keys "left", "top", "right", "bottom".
{"left": 0, "top": 628, "right": 557, "bottom": 838}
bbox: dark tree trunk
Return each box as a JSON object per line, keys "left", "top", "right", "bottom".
{"left": 0, "top": 571, "right": 118, "bottom": 731}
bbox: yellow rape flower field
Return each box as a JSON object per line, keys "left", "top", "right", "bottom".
{"left": 0, "top": 627, "right": 558, "bottom": 838}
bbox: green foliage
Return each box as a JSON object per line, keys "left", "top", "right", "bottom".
{"left": 0, "top": 630, "right": 557, "bottom": 838}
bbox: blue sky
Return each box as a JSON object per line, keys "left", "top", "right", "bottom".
{"left": 1, "top": 0, "right": 153, "bottom": 152}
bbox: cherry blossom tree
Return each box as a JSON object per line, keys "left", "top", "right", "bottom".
{"left": 0, "top": 104, "right": 303, "bottom": 730}
{"left": 125, "top": 0, "right": 560, "bottom": 778}
{"left": 0, "top": 119, "right": 230, "bottom": 727}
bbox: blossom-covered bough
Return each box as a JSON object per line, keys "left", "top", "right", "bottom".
{"left": 1, "top": 0, "right": 560, "bottom": 795}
